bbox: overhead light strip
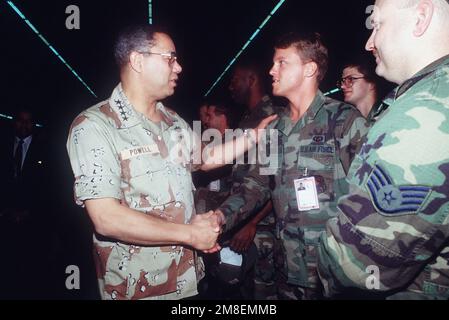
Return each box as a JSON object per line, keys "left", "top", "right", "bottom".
{"left": 0, "top": 113, "right": 13, "bottom": 120}
{"left": 148, "top": 0, "right": 153, "bottom": 24}
{"left": 204, "top": 0, "right": 286, "bottom": 97}
{"left": 0, "top": 113, "right": 44, "bottom": 127}
{"left": 323, "top": 87, "right": 341, "bottom": 96}
{"left": 7, "top": 1, "right": 97, "bottom": 98}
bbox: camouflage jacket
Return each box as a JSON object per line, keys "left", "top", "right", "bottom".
{"left": 194, "top": 141, "right": 234, "bottom": 214}
{"left": 229, "top": 95, "right": 279, "bottom": 227}
{"left": 367, "top": 99, "right": 390, "bottom": 124}
{"left": 67, "top": 84, "right": 202, "bottom": 300}
{"left": 318, "top": 54, "right": 449, "bottom": 299}
{"left": 219, "top": 91, "right": 368, "bottom": 287}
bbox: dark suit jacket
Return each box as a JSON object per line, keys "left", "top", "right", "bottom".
{"left": 0, "top": 134, "right": 49, "bottom": 213}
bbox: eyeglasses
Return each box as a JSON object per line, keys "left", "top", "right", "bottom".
{"left": 337, "top": 76, "right": 365, "bottom": 88}
{"left": 139, "top": 51, "right": 178, "bottom": 66}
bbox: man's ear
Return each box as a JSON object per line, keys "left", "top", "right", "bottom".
{"left": 413, "top": 0, "right": 434, "bottom": 37}
{"left": 305, "top": 61, "right": 318, "bottom": 78}
{"left": 129, "top": 51, "right": 144, "bottom": 73}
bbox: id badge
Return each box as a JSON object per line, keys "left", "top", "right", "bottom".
{"left": 294, "top": 177, "right": 320, "bottom": 211}
{"left": 209, "top": 180, "right": 220, "bottom": 192}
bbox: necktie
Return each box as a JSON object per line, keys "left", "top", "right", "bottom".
{"left": 14, "top": 139, "right": 24, "bottom": 178}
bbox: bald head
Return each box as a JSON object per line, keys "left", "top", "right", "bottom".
{"left": 367, "top": 0, "right": 449, "bottom": 84}
{"left": 397, "top": 0, "right": 448, "bottom": 8}
{"left": 394, "top": 0, "right": 449, "bottom": 28}
{"left": 429, "top": 0, "right": 449, "bottom": 27}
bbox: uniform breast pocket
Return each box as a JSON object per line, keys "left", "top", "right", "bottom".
{"left": 130, "top": 154, "right": 165, "bottom": 177}
{"left": 303, "top": 153, "right": 336, "bottom": 203}
{"left": 121, "top": 154, "right": 171, "bottom": 207}
{"left": 120, "top": 151, "right": 166, "bottom": 179}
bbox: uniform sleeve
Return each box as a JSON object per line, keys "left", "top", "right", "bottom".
{"left": 338, "top": 110, "right": 369, "bottom": 175}
{"left": 218, "top": 163, "right": 271, "bottom": 233}
{"left": 318, "top": 96, "right": 449, "bottom": 297}
{"left": 66, "top": 114, "right": 122, "bottom": 206}
{"left": 318, "top": 183, "right": 449, "bottom": 297}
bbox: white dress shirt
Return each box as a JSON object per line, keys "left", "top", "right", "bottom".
{"left": 13, "top": 135, "right": 33, "bottom": 169}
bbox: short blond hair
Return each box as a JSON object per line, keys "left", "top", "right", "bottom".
{"left": 275, "top": 32, "right": 328, "bottom": 83}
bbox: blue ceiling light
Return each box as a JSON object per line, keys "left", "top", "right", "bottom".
{"left": 204, "top": 0, "right": 286, "bottom": 97}
{"left": 148, "top": 0, "right": 153, "bottom": 24}
{"left": 323, "top": 87, "right": 341, "bottom": 96}
{"left": 7, "top": 1, "right": 97, "bottom": 98}
{"left": 0, "top": 113, "right": 44, "bottom": 127}
{"left": 0, "top": 113, "right": 13, "bottom": 120}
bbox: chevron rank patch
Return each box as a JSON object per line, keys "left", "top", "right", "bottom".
{"left": 366, "top": 164, "right": 431, "bottom": 216}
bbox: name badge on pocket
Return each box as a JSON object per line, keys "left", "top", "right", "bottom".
{"left": 121, "top": 144, "right": 159, "bottom": 160}
{"left": 294, "top": 177, "right": 319, "bottom": 211}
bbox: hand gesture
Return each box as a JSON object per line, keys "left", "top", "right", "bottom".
{"left": 189, "top": 211, "right": 221, "bottom": 251}
{"left": 230, "top": 223, "right": 257, "bottom": 253}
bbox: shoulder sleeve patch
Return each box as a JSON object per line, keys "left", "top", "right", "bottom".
{"left": 366, "top": 164, "right": 431, "bottom": 216}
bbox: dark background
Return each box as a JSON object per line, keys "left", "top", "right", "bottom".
{"left": 1, "top": 0, "right": 375, "bottom": 299}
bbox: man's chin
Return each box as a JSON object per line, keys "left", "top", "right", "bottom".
{"left": 166, "top": 88, "right": 175, "bottom": 97}
{"left": 376, "top": 65, "right": 398, "bottom": 84}
{"left": 375, "top": 63, "right": 386, "bottom": 78}
{"left": 272, "top": 88, "right": 282, "bottom": 97}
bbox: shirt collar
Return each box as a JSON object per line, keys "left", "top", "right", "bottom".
{"left": 395, "top": 53, "right": 449, "bottom": 99}
{"left": 277, "top": 90, "right": 326, "bottom": 121}
{"left": 275, "top": 90, "right": 325, "bottom": 136}
{"left": 368, "top": 54, "right": 449, "bottom": 122}
{"left": 108, "top": 83, "right": 177, "bottom": 131}
{"left": 15, "top": 135, "right": 32, "bottom": 144}
{"left": 307, "top": 90, "right": 326, "bottom": 120}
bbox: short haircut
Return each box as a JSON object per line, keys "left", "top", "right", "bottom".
{"left": 343, "top": 54, "right": 380, "bottom": 86}
{"left": 231, "top": 56, "right": 271, "bottom": 94}
{"left": 114, "top": 24, "right": 167, "bottom": 68}
{"left": 397, "top": 0, "right": 420, "bottom": 8}
{"left": 343, "top": 54, "right": 396, "bottom": 101}
{"left": 275, "top": 31, "right": 329, "bottom": 82}
{"left": 398, "top": 0, "right": 449, "bottom": 22}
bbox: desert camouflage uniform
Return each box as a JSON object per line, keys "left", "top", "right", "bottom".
{"left": 67, "top": 84, "right": 203, "bottom": 300}
{"left": 318, "top": 55, "right": 449, "bottom": 300}
{"left": 219, "top": 91, "right": 368, "bottom": 299}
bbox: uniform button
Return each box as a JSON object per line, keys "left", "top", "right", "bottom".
{"left": 158, "top": 135, "right": 162, "bottom": 141}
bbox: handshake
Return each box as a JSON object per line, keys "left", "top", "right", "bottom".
{"left": 189, "top": 209, "right": 225, "bottom": 253}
